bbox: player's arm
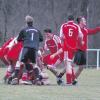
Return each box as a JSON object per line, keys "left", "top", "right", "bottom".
{"left": 38, "top": 30, "right": 43, "bottom": 42}
{"left": 6, "top": 37, "right": 18, "bottom": 49}
{"left": 43, "top": 41, "right": 50, "bottom": 55}
{"left": 50, "top": 48, "right": 63, "bottom": 59}
{"left": 87, "top": 27, "right": 100, "bottom": 35}
{"left": 17, "top": 30, "right": 24, "bottom": 42}
{"left": 78, "top": 25, "right": 83, "bottom": 47}
{"left": 59, "top": 24, "right": 65, "bottom": 43}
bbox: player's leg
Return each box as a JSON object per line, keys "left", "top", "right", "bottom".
{"left": 47, "top": 64, "right": 59, "bottom": 76}
{"left": 11, "top": 48, "right": 28, "bottom": 85}
{"left": 64, "top": 51, "right": 75, "bottom": 85}
{"left": 11, "top": 61, "right": 25, "bottom": 85}
{"left": 4, "top": 64, "right": 14, "bottom": 84}
{"left": 43, "top": 54, "right": 59, "bottom": 77}
{"left": 73, "top": 50, "right": 86, "bottom": 85}
{"left": 28, "top": 48, "right": 43, "bottom": 85}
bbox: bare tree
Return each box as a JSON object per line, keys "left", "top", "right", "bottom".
{"left": 2, "top": 0, "right": 8, "bottom": 42}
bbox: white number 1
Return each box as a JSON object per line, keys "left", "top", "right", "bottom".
{"left": 31, "top": 33, "right": 34, "bottom": 41}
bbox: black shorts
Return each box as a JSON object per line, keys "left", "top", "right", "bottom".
{"left": 19, "top": 47, "right": 37, "bottom": 63}
{"left": 74, "top": 49, "right": 86, "bottom": 65}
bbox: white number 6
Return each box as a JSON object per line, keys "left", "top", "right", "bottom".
{"left": 68, "top": 29, "right": 73, "bottom": 37}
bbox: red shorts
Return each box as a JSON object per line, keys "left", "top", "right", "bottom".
{"left": 64, "top": 48, "right": 76, "bottom": 61}
{"left": 43, "top": 54, "right": 58, "bottom": 65}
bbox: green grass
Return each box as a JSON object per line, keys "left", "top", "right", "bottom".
{"left": 0, "top": 68, "right": 100, "bottom": 100}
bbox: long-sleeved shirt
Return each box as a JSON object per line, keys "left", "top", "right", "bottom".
{"left": 17, "top": 26, "right": 43, "bottom": 50}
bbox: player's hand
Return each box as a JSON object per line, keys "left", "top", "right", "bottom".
{"left": 82, "top": 41, "right": 85, "bottom": 45}
{"left": 50, "top": 54, "right": 55, "bottom": 59}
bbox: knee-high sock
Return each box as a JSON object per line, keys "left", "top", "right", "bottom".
{"left": 47, "top": 65, "right": 59, "bottom": 77}
{"left": 58, "top": 68, "right": 66, "bottom": 78}
{"left": 66, "top": 61, "right": 72, "bottom": 84}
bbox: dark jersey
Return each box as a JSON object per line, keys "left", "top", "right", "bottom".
{"left": 17, "top": 26, "right": 43, "bottom": 50}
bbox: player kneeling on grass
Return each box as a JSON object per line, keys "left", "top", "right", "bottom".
{"left": 43, "top": 29, "right": 64, "bottom": 85}
{"left": 38, "top": 46, "right": 64, "bottom": 86}
{"left": 0, "top": 37, "right": 23, "bottom": 84}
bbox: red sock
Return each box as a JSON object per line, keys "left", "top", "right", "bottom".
{"left": 5, "top": 71, "right": 11, "bottom": 78}
{"left": 66, "top": 73, "right": 72, "bottom": 84}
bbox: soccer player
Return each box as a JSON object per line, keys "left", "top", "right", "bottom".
{"left": 11, "top": 15, "right": 43, "bottom": 85}
{"left": 43, "top": 29, "right": 64, "bottom": 85}
{"left": 0, "top": 37, "right": 22, "bottom": 84}
{"left": 73, "top": 16, "right": 100, "bottom": 84}
{"left": 59, "top": 15, "right": 83, "bottom": 85}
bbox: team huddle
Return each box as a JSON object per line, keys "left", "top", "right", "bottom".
{"left": 0, "top": 15, "right": 100, "bottom": 85}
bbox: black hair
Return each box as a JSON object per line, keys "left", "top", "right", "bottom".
{"left": 44, "top": 28, "right": 52, "bottom": 33}
{"left": 76, "top": 16, "right": 82, "bottom": 24}
{"left": 68, "top": 15, "right": 74, "bottom": 21}
{"left": 76, "top": 16, "right": 86, "bottom": 24}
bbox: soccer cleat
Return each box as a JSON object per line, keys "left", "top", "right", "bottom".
{"left": 72, "top": 79, "right": 78, "bottom": 85}
{"left": 11, "top": 78, "right": 19, "bottom": 85}
{"left": 56, "top": 77, "right": 64, "bottom": 85}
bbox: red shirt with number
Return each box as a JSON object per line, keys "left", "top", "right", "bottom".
{"left": 60, "top": 21, "right": 82, "bottom": 60}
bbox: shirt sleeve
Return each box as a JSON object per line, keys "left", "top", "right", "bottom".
{"left": 38, "top": 30, "right": 43, "bottom": 42}
{"left": 44, "top": 40, "right": 49, "bottom": 51}
{"left": 53, "top": 35, "right": 61, "bottom": 43}
{"left": 87, "top": 27, "right": 100, "bottom": 35}
{"left": 60, "top": 24, "right": 64, "bottom": 38}
{"left": 17, "top": 30, "right": 24, "bottom": 42}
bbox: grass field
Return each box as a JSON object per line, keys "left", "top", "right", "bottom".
{"left": 0, "top": 68, "right": 100, "bottom": 100}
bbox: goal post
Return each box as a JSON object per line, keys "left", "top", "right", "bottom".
{"left": 87, "top": 49, "right": 100, "bottom": 70}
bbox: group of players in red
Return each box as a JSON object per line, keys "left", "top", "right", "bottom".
{"left": 0, "top": 15, "right": 100, "bottom": 85}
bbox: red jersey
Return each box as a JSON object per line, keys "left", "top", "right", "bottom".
{"left": 0, "top": 38, "right": 13, "bottom": 59}
{"left": 79, "top": 27, "right": 100, "bottom": 51}
{"left": 60, "top": 21, "right": 82, "bottom": 51}
{"left": 44, "top": 35, "right": 61, "bottom": 53}
{"left": 44, "top": 35, "right": 64, "bottom": 59}
{"left": 7, "top": 41, "right": 23, "bottom": 63}
{"left": 0, "top": 37, "right": 23, "bottom": 65}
